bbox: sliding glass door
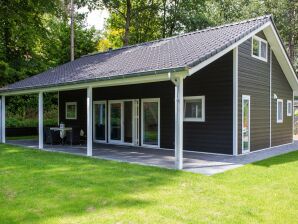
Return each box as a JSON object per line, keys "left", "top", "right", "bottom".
{"left": 93, "top": 101, "right": 106, "bottom": 142}
{"left": 109, "top": 102, "right": 122, "bottom": 142}
{"left": 124, "top": 101, "right": 133, "bottom": 143}
{"left": 108, "top": 100, "right": 138, "bottom": 145}
{"left": 142, "top": 99, "right": 160, "bottom": 147}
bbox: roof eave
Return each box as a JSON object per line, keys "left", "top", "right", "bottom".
{"left": 0, "top": 66, "right": 188, "bottom": 96}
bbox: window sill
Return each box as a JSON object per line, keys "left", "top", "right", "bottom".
{"left": 251, "top": 54, "right": 267, "bottom": 62}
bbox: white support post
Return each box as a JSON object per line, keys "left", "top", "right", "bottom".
{"left": 175, "top": 76, "right": 184, "bottom": 170}
{"left": 269, "top": 49, "right": 272, "bottom": 147}
{"left": 38, "top": 92, "right": 44, "bottom": 149}
{"left": 87, "top": 86, "right": 93, "bottom": 156}
{"left": 1, "top": 96, "right": 5, "bottom": 143}
{"left": 233, "top": 47, "right": 238, "bottom": 155}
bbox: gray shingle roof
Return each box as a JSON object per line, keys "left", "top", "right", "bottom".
{"left": 1, "top": 15, "right": 272, "bottom": 92}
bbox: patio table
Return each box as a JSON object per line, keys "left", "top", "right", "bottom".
{"left": 50, "top": 127, "right": 73, "bottom": 145}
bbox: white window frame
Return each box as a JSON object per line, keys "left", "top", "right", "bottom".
{"left": 108, "top": 99, "right": 137, "bottom": 146}
{"left": 251, "top": 36, "right": 268, "bottom": 62}
{"left": 65, "top": 102, "right": 77, "bottom": 120}
{"left": 93, "top": 101, "right": 107, "bottom": 143}
{"left": 277, "top": 99, "right": 283, "bottom": 123}
{"left": 141, "top": 98, "right": 160, "bottom": 148}
{"left": 183, "top": 96, "right": 205, "bottom": 122}
{"left": 242, "top": 95, "right": 251, "bottom": 153}
{"left": 287, "top": 100, "right": 292, "bottom": 116}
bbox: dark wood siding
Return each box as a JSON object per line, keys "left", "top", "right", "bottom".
{"left": 237, "top": 31, "right": 293, "bottom": 153}
{"left": 238, "top": 32, "right": 271, "bottom": 154}
{"left": 58, "top": 52, "right": 233, "bottom": 154}
{"left": 271, "top": 54, "right": 293, "bottom": 146}
{"left": 184, "top": 51, "right": 233, "bottom": 154}
{"left": 92, "top": 81, "right": 175, "bottom": 148}
{"left": 59, "top": 89, "right": 87, "bottom": 133}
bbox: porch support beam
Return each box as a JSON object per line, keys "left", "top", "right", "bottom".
{"left": 1, "top": 95, "right": 5, "bottom": 143}
{"left": 174, "top": 76, "right": 184, "bottom": 170}
{"left": 232, "top": 47, "right": 238, "bottom": 155}
{"left": 38, "top": 92, "right": 44, "bottom": 149}
{"left": 87, "top": 86, "right": 93, "bottom": 156}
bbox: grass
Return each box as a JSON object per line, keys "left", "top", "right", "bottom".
{"left": 6, "top": 135, "right": 38, "bottom": 140}
{"left": 0, "top": 144, "right": 297, "bottom": 224}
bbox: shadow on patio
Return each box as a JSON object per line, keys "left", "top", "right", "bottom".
{"left": 6, "top": 139, "right": 298, "bottom": 175}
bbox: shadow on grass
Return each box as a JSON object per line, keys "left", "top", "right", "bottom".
{"left": 0, "top": 144, "right": 183, "bottom": 224}
{"left": 251, "top": 150, "right": 298, "bottom": 167}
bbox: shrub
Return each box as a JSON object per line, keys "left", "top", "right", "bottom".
{"left": 6, "top": 118, "right": 57, "bottom": 128}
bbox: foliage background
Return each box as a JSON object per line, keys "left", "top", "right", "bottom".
{"left": 0, "top": 0, "right": 297, "bottom": 128}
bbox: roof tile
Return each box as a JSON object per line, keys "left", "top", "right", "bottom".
{"left": 1, "top": 15, "right": 271, "bottom": 92}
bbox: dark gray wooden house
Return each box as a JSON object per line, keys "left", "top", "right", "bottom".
{"left": 1, "top": 15, "right": 297, "bottom": 169}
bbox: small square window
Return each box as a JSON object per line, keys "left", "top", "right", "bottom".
{"left": 184, "top": 96, "right": 205, "bottom": 122}
{"left": 287, "top": 100, "right": 292, "bottom": 116}
{"left": 66, "top": 102, "right": 77, "bottom": 120}
{"left": 252, "top": 36, "right": 267, "bottom": 62}
{"left": 277, "top": 99, "right": 283, "bottom": 123}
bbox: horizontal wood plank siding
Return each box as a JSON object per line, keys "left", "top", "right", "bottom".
{"left": 93, "top": 82, "right": 175, "bottom": 148}
{"left": 238, "top": 32, "right": 270, "bottom": 154}
{"left": 59, "top": 89, "right": 87, "bottom": 133}
{"left": 271, "top": 53, "right": 293, "bottom": 146}
{"left": 58, "top": 53, "right": 234, "bottom": 154}
{"left": 184, "top": 51, "right": 233, "bottom": 154}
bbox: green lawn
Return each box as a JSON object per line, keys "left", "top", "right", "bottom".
{"left": 0, "top": 144, "right": 297, "bottom": 224}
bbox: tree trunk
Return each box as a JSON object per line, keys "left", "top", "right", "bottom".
{"left": 123, "top": 0, "right": 131, "bottom": 46}
{"left": 287, "top": 0, "right": 296, "bottom": 63}
{"left": 70, "top": 0, "right": 75, "bottom": 61}
{"left": 162, "top": 0, "right": 167, "bottom": 38}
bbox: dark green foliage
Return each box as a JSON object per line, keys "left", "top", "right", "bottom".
{"left": 6, "top": 92, "right": 58, "bottom": 128}
{"left": 0, "top": 0, "right": 99, "bottom": 126}
{"left": 0, "top": 0, "right": 296, "bottom": 129}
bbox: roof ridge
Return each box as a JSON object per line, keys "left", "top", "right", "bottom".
{"left": 81, "top": 15, "right": 272, "bottom": 59}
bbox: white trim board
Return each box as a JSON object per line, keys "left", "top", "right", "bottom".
{"left": 263, "top": 24, "right": 298, "bottom": 93}
{"left": 233, "top": 47, "right": 238, "bottom": 155}
{"left": 188, "top": 22, "right": 271, "bottom": 75}
{"left": 269, "top": 49, "right": 272, "bottom": 147}
{"left": 188, "top": 21, "right": 298, "bottom": 93}
{"left": 1, "top": 71, "right": 188, "bottom": 96}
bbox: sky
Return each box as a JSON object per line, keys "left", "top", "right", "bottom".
{"left": 78, "top": 7, "right": 109, "bottom": 30}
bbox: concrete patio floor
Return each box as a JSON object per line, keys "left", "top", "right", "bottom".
{"left": 6, "top": 139, "right": 298, "bottom": 175}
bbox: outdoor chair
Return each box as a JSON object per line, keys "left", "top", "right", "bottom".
{"left": 44, "top": 127, "right": 61, "bottom": 145}
{"left": 65, "top": 126, "right": 81, "bottom": 145}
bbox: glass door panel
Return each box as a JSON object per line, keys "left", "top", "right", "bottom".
{"left": 110, "top": 102, "right": 122, "bottom": 141}
{"left": 124, "top": 101, "right": 133, "bottom": 143}
{"left": 242, "top": 95, "right": 250, "bottom": 153}
{"left": 94, "top": 102, "right": 106, "bottom": 141}
{"left": 142, "top": 100, "right": 159, "bottom": 146}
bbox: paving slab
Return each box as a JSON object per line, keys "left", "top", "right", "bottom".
{"left": 5, "top": 140, "right": 298, "bottom": 175}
